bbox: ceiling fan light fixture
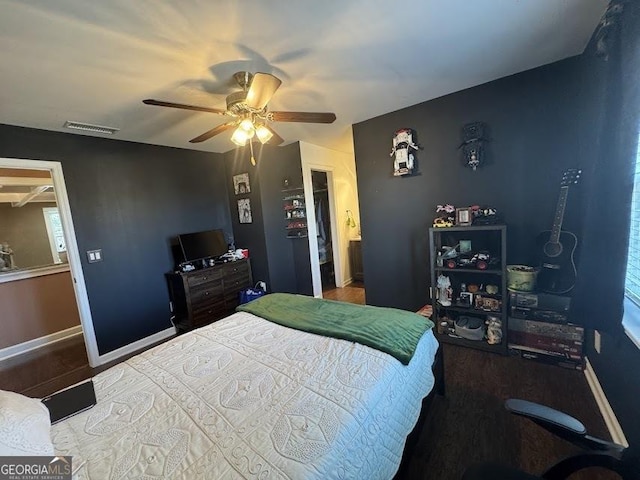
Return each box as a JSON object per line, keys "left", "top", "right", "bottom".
{"left": 231, "top": 127, "right": 250, "bottom": 146}
{"left": 255, "top": 124, "right": 273, "bottom": 144}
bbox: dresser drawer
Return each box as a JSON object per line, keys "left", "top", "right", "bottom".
{"left": 186, "top": 270, "right": 223, "bottom": 288}
{"left": 192, "top": 296, "right": 226, "bottom": 316}
{"left": 221, "top": 261, "right": 250, "bottom": 278}
{"left": 190, "top": 282, "right": 224, "bottom": 304}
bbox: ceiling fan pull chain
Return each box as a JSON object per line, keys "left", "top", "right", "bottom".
{"left": 249, "top": 140, "right": 256, "bottom": 166}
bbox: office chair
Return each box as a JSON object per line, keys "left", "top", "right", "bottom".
{"left": 462, "top": 399, "right": 635, "bottom": 479}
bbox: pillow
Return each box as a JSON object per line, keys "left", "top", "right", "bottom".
{"left": 0, "top": 389, "right": 54, "bottom": 456}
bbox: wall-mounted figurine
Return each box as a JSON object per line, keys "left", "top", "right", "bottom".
{"left": 390, "top": 128, "right": 421, "bottom": 176}
{"left": 459, "top": 122, "right": 488, "bottom": 171}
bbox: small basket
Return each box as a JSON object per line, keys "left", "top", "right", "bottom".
{"left": 507, "top": 265, "right": 539, "bottom": 292}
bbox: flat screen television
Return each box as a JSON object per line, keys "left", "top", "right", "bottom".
{"left": 178, "top": 229, "right": 228, "bottom": 263}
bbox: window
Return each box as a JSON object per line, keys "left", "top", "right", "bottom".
{"left": 624, "top": 132, "right": 640, "bottom": 348}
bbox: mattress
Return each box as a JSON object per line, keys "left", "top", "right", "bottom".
{"left": 51, "top": 311, "right": 438, "bottom": 479}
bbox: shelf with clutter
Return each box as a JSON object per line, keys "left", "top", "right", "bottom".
{"left": 282, "top": 187, "right": 308, "bottom": 239}
{"left": 428, "top": 203, "right": 507, "bottom": 354}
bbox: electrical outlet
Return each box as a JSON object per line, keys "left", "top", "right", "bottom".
{"left": 594, "top": 330, "right": 602, "bottom": 354}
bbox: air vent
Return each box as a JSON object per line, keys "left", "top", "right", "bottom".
{"left": 64, "top": 121, "right": 119, "bottom": 135}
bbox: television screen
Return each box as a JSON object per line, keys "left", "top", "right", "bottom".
{"left": 178, "top": 229, "right": 228, "bottom": 262}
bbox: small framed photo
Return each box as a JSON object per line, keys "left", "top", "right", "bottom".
{"left": 238, "top": 198, "right": 252, "bottom": 224}
{"left": 456, "top": 207, "right": 473, "bottom": 226}
{"left": 233, "top": 173, "right": 250, "bottom": 195}
{"left": 458, "top": 292, "right": 473, "bottom": 307}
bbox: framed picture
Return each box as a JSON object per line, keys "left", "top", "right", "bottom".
{"left": 459, "top": 239, "right": 472, "bottom": 253}
{"left": 238, "top": 198, "right": 252, "bottom": 224}
{"left": 233, "top": 173, "right": 250, "bottom": 195}
{"left": 458, "top": 292, "right": 473, "bottom": 308}
{"left": 456, "top": 207, "right": 473, "bottom": 226}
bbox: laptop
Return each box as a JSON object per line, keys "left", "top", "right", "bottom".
{"left": 41, "top": 380, "right": 97, "bottom": 424}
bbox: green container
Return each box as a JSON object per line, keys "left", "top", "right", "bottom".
{"left": 507, "top": 265, "right": 539, "bottom": 292}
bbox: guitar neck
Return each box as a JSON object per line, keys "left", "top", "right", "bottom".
{"left": 550, "top": 186, "right": 569, "bottom": 243}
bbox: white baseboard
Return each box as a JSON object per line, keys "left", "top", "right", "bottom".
{"left": 94, "top": 326, "right": 176, "bottom": 367}
{"left": 583, "top": 357, "right": 629, "bottom": 447}
{"left": 0, "top": 325, "right": 83, "bottom": 362}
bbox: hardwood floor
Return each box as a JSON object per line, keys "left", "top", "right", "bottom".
{"left": 0, "top": 293, "right": 618, "bottom": 479}
{"left": 322, "top": 281, "right": 366, "bottom": 304}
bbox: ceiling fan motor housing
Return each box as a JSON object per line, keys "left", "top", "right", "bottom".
{"left": 226, "top": 91, "right": 249, "bottom": 114}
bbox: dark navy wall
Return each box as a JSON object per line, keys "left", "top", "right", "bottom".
{"left": 353, "top": 56, "right": 587, "bottom": 311}
{"left": 0, "top": 124, "right": 231, "bottom": 354}
{"left": 224, "top": 142, "right": 312, "bottom": 295}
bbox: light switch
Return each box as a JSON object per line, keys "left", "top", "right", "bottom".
{"left": 87, "top": 249, "right": 103, "bottom": 263}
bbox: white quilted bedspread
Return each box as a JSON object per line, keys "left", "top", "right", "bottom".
{"left": 51, "top": 312, "right": 438, "bottom": 479}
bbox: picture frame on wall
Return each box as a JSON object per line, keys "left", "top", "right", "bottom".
{"left": 233, "top": 173, "right": 250, "bottom": 195}
{"left": 238, "top": 198, "right": 252, "bottom": 224}
{"left": 456, "top": 207, "right": 473, "bottom": 226}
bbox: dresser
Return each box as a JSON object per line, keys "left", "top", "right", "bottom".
{"left": 166, "top": 258, "right": 253, "bottom": 332}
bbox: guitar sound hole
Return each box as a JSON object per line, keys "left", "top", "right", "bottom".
{"left": 543, "top": 242, "right": 563, "bottom": 258}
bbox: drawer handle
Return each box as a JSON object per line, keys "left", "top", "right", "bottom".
{"left": 203, "top": 276, "right": 208, "bottom": 280}
{"left": 204, "top": 291, "right": 210, "bottom": 296}
{"left": 207, "top": 309, "right": 212, "bottom": 315}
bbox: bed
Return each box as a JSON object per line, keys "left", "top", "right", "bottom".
{"left": 7, "top": 294, "right": 441, "bottom": 479}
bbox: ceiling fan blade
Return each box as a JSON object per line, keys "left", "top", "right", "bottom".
{"left": 189, "top": 122, "right": 237, "bottom": 143}
{"left": 265, "top": 125, "right": 284, "bottom": 145}
{"left": 245, "top": 73, "right": 282, "bottom": 110}
{"left": 268, "top": 111, "right": 336, "bottom": 124}
{"left": 143, "top": 99, "right": 227, "bottom": 115}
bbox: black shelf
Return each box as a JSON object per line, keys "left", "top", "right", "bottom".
{"left": 435, "top": 332, "right": 505, "bottom": 353}
{"left": 435, "top": 267, "right": 502, "bottom": 275}
{"left": 429, "top": 225, "right": 508, "bottom": 355}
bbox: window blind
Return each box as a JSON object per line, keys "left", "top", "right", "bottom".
{"left": 625, "top": 134, "right": 640, "bottom": 306}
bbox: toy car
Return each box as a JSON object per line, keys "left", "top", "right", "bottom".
{"left": 446, "top": 250, "right": 497, "bottom": 270}
{"left": 433, "top": 217, "right": 454, "bottom": 228}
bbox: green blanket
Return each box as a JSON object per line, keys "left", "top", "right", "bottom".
{"left": 237, "top": 293, "right": 433, "bottom": 365}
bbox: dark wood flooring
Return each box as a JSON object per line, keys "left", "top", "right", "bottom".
{"left": 0, "top": 286, "right": 618, "bottom": 479}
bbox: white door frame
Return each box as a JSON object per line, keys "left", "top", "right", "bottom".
{"left": 302, "top": 164, "right": 343, "bottom": 297}
{"left": 0, "top": 157, "right": 101, "bottom": 367}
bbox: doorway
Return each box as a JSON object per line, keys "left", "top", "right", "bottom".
{"left": 311, "top": 171, "right": 335, "bottom": 291}
{"left": 0, "top": 158, "right": 99, "bottom": 368}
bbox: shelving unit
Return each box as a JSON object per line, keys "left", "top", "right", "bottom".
{"left": 282, "top": 187, "right": 308, "bottom": 238}
{"left": 429, "top": 225, "right": 508, "bottom": 354}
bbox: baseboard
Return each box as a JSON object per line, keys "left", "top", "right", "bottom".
{"left": 95, "top": 326, "right": 176, "bottom": 367}
{"left": 0, "top": 325, "right": 83, "bottom": 362}
{"left": 583, "top": 357, "right": 629, "bottom": 447}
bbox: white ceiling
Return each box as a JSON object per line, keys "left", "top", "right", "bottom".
{"left": 0, "top": 0, "right": 608, "bottom": 154}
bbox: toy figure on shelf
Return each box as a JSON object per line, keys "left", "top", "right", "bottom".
{"left": 436, "top": 274, "right": 453, "bottom": 306}
{"left": 433, "top": 204, "right": 455, "bottom": 227}
{"left": 486, "top": 316, "right": 503, "bottom": 344}
{"left": 390, "top": 128, "right": 421, "bottom": 176}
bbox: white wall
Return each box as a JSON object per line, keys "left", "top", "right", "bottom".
{"left": 299, "top": 142, "right": 361, "bottom": 292}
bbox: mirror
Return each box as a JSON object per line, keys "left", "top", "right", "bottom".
{"left": 0, "top": 167, "right": 68, "bottom": 274}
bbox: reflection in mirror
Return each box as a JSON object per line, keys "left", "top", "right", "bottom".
{"left": 0, "top": 167, "right": 68, "bottom": 274}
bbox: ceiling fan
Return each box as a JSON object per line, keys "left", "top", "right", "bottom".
{"left": 143, "top": 71, "right": 336, "bottom": 163}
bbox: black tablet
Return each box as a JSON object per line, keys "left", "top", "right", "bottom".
{"left": 42, "top": 380, "right": 97, "bottom": 424}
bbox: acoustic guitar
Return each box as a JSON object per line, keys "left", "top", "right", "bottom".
{"left": 535, "top": 168, "right": 582, "bottom": 294}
